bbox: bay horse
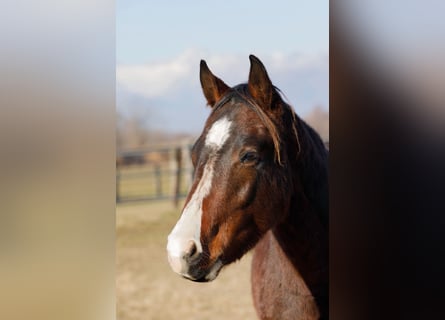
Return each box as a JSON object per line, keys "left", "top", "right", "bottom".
{"left": 167, "top": 55, "right": 328, "bottom": 320}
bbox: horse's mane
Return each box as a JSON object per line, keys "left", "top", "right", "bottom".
{"left": 296, "top": 117, "right": 329, "bottom": 227}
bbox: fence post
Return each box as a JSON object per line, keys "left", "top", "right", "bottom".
{"left": 154, "top": 164, "right": 162, "bottom": 198}
{"left": 181, "top": 140, "right": 193, "bottom": 191}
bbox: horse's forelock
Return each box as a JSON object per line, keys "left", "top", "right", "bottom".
{"left": 209, "top": 84, "right": 296, "bottom": 166}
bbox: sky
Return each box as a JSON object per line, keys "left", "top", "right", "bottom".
{"left": 116, "top": 0, "right": 329, "bottom": 134}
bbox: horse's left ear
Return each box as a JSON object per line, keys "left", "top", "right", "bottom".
{"left": 248, "top": 55, "right": 277, "bottom": 110}
{"left": 200, "top": 60, "right": 230, "bottom": 107}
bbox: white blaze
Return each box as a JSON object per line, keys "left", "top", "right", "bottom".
{"left": 167, "top": 160, "right": 213, "bottom": 257}
{"left": 205, "top": 117, "right": 232, "bottom": 148}
{"left": 167, "top": 117, "right": 232, "bottom": 275}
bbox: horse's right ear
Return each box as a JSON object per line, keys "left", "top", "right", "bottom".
{"left": 248, "top": 55, "right": 277, "bottom": 110}
{"left": 200, "top": 60, "right": 230, "bottom": 107}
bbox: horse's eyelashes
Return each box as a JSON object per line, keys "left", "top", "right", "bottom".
{"left": 240, "top": 151, "right": 260, "bottom": 165}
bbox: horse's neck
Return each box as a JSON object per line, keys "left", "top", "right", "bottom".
{"left": 273, "top": 115, "right": 329, "bottom": 316}
{"left": 272, "top": 202, "right": 329, "bottom": 318}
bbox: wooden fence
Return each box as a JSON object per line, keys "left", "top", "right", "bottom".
{"left": 116, "top": 141, "right": 194, "bottom": 206}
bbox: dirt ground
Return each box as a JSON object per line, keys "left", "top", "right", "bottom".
{"left": 116, "top": 200, "right": 258, "bottom": 320}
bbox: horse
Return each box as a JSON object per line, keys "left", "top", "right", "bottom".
{"left": 167, "top": 55, "right": 328, "bottom": 320}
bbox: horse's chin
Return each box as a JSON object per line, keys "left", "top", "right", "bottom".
{"left": 184, "top": 259, "right": 224, "bottom": 283}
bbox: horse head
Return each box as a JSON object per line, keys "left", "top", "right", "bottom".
{"left": 167, "top": 55, "right": 297, "bottom": 282}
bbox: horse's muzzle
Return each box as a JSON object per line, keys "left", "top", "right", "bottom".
{"left": 167, "top": 237, "right": 201, "bottom": 273}
{"left": 166, "top": 237, "right": 223, "bottom": 281}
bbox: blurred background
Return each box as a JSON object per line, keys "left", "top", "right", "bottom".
{"left": 116, "top": 1, "right": 328, "bottom": 319}
{"left": 3, "top": 0, "right": 444, "bottom": 319}
{"left": 116, "top": 0, "right": 329, "bottom": 199}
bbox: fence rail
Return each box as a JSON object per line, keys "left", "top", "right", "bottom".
{"left": 116, "top": 142, "right": 194, "bottom": 206}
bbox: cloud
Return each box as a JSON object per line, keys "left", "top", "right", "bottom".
{"left": 117, "top": 49, "right": 196, "bottom": 98}
{"left": 116, "top": 49, "right": 328, "bottom": 133}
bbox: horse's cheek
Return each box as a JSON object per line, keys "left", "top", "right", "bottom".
{"left": 229, "top": 169, "right": 257, "bottom": 208}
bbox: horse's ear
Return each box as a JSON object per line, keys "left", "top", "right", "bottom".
{"left": 200, "top": 60, "right": 230, "bottom": 107}
{"left": 248, "top": 55, "right": 276, "bottom": 110}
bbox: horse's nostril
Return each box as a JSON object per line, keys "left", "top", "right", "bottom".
{"left": 185, "top": 240, "right": 198, "bottom": 259}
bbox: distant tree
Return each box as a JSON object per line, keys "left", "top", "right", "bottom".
{"left": 304, "top": 106, "right": 329, "bottom": 142}
{"left": 116, "top": 112, "right": 125, "bottom": 151}
{"left": 116, "top": 111, "right": 151, "bottom": 150}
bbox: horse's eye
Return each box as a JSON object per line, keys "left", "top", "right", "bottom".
{"left": 240, "top": 151, "right": 260, "bottom": 165}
